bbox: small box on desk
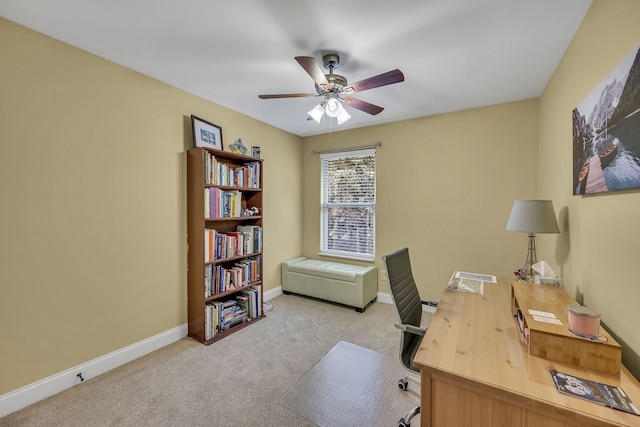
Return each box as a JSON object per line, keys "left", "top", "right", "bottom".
{"left": 511, "top": 281, "right": 621, "bottom": 376}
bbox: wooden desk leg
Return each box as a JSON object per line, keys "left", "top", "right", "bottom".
{"left": 420, "top": 369, "right": 432, "bottom": 427}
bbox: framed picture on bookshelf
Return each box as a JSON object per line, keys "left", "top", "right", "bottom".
{"left": 191, "top": 115, "right": 223, "bottom": 150}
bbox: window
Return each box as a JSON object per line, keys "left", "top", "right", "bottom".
{"left": 320, "top": 149, "right": 376, "bottom": 261}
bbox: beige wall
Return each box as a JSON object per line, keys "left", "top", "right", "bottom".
{"left": 538, "top": 0, "right": 640, "bottom": 360}
{"left": 302, "top": 99, "right": 540, "bottom": 302}
{"left": 0, "top": 18, "right": 302, "bottom": 394}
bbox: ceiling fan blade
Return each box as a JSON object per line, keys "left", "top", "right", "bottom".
{"left": 295, "top": 56, "right": 330, "bottom": 87}
{"left": 344, "top": 69, "right": 404, "bottom": 93}
{"left": 343, "top": 97, "right": 384, "bottom": 115}
{"left": 258, "top": 93, "right": 317, "bottom": 99}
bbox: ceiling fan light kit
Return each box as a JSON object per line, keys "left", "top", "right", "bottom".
{"left": 259, "top": 53, "right": 404, "bottom": 126}
{"left": 307, "top": 96, "right": 352, "bottom": 125}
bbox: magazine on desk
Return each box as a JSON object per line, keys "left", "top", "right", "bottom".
{"left": 447, "top": 271, "right": 496, "bottom": 294}
{"left": 550, "top": 369, "right": 640, "bottom": 416}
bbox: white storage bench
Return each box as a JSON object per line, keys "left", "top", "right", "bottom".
{"left": 281, "top": 257, "right": 378, "bottom": 312}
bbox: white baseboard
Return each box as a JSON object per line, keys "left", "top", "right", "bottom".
{"left": 263, "top": 285, "right": 283, "bottom": 301}
{"left": 424, "top": 305, "right": 437, "bottom": 314}
{"left": 0, "top": 324, "right": 187, "bottom": 418}
{"left": 376, "top": 292, "right": 393, "bottom": 305}
{"left": 377, "top": 292, "right": 437, "bottom": 313}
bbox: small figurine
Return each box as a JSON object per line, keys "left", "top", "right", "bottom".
{"left": 243, "top": 206, "right": 260, "bottom": 216}
{"left": 229, "top": 138, "right": 248, "bottom": 155}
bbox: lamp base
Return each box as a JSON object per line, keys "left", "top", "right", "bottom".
{"left": 517, "top": 233, "right": 537, "bottom": 282}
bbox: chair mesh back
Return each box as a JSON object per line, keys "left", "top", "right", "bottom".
{"left": 382, "top": 247, "right": 422, "bottom": 330}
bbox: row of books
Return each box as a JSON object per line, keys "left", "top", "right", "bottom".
{"left": 204, "top": 151, "right": 260, "bottom": 188}
{"left": 204, "top": 287, "right": 263, "bottom": 340}
{"left": 204, "top": 300, "right": 246, "bottom": 340}
{"left": 204, "top": 188, "right": 242, "bottom": 219}
{"left": 204, "top": 226, "right": 262, "bottom": 262}
{"left": 236, "top": 286, "right": 262, "bottom": 319}
{"left": 237, "top": 225, "right": 262, "bottom": 255}
{"left": 205, "top": 257, "right": 261, "bottom": 297}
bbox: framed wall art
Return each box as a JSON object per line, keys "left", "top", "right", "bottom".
{"left": 191, "top": 115, "right": 223, "bottom": 150}
{"left": 572, "top": 44, "right": 640, "bottom": 195}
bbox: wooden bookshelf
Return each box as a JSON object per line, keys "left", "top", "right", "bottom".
{"left": 187, "top": 147, "right": 265, "bottom": 344}
{"left": 511, "top": 281, "right": 621, "bottom": 375}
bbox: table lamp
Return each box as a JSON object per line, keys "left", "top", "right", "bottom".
{"left": 506, "top": 200, "right": 559, "bottom": 281}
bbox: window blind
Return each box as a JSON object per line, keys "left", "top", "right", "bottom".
{"left": 320, "top": 149, "right": 376, "bottom": 260}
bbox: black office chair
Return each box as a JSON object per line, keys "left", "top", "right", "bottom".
{"left": 382, "top": 247, "right": 428, "bottom": 427}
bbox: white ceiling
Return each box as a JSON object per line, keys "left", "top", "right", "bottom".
{"left": 0, "top": 0, "right": 592, "bottom": 137}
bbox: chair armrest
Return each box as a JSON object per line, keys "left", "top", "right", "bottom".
{"left": 394, "top": 323, "right": 427, "bottom": 336}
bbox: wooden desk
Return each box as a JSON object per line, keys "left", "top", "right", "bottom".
{"left": 413, "top": 276, "right": 640, "bottom": 426}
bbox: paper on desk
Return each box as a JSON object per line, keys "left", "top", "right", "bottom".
{"left": 455, "top": 279, "right": 483, "bottom": 294}
{"left": 532, "top": 315, "right": 563, "bottom": 325}
{"left": 454, "top": 271, "right": 497, "bottom": 283}
{"left": 448, "top": 278, "right": 483, "bottom": 294}
{"left": 448, "top": 272, "right": 484, "bottom": 294}
{"left": 529, "top": 309, "right": 556, "bottom": 319}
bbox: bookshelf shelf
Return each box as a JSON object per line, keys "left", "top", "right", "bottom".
{"left": 204, "top": 281, "right": 263, "bottom": 303}
{"left": 187, "top": 147, "right": 265, "bottom": 345}
{"left": 207, "top": 185, "right": 262, "bottom": 192}
{"left": 205, "top": 252, "right": 263, "bottom": 264}
{"left": 205, "top": 216, "right": 262, "bottom": 222}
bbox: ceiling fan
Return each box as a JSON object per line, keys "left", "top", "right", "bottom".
{"left": 258, "top": 53, "right": 404, "bottom": 125}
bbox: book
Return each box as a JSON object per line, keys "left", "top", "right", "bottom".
{"left": 239, "top": 288, "right": 259, "bottom": 318}
{"left": 204, "top": 264, "right": 213, "bottom": 297}
{"left": 550, "top": 369, "right": 640, "bottom": 416}
{"left": 204, "top": 301, "right": 223, "bottom": 339}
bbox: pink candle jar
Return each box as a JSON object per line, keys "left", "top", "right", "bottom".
{"left": 567, "top": 305, "right": 601, "bottom": 338}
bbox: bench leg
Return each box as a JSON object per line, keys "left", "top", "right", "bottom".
{"left": 355, "top": 297, "right": 377, "bottom": 313}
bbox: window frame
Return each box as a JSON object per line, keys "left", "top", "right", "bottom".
{"left": 319, "top": 149, "right": 376, "bottom": 261}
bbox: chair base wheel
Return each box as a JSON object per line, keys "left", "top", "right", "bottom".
{"left": 399, "top": 405, "right": 420, "bottom": 427}
{"left": 398, "top": 378, "right": 408, "bottom": 390}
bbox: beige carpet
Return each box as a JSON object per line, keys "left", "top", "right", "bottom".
{"left": 1, "top": 294, "right": 428, "bottom": 426}
{"left": 279, "top": 340, "right": 420, "bottom": 427}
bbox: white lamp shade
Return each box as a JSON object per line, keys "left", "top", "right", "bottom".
{"left": 506, "top": 200, "right": 559, "bottom": 233}
{"left": 308, "top": 104, "right": 325, "bottom": 123}
{"left": 325, "top": 97, "right": 343, "bottom": 118}
{"left": 336, "top": 108, "right": 351, "bottom": 125}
